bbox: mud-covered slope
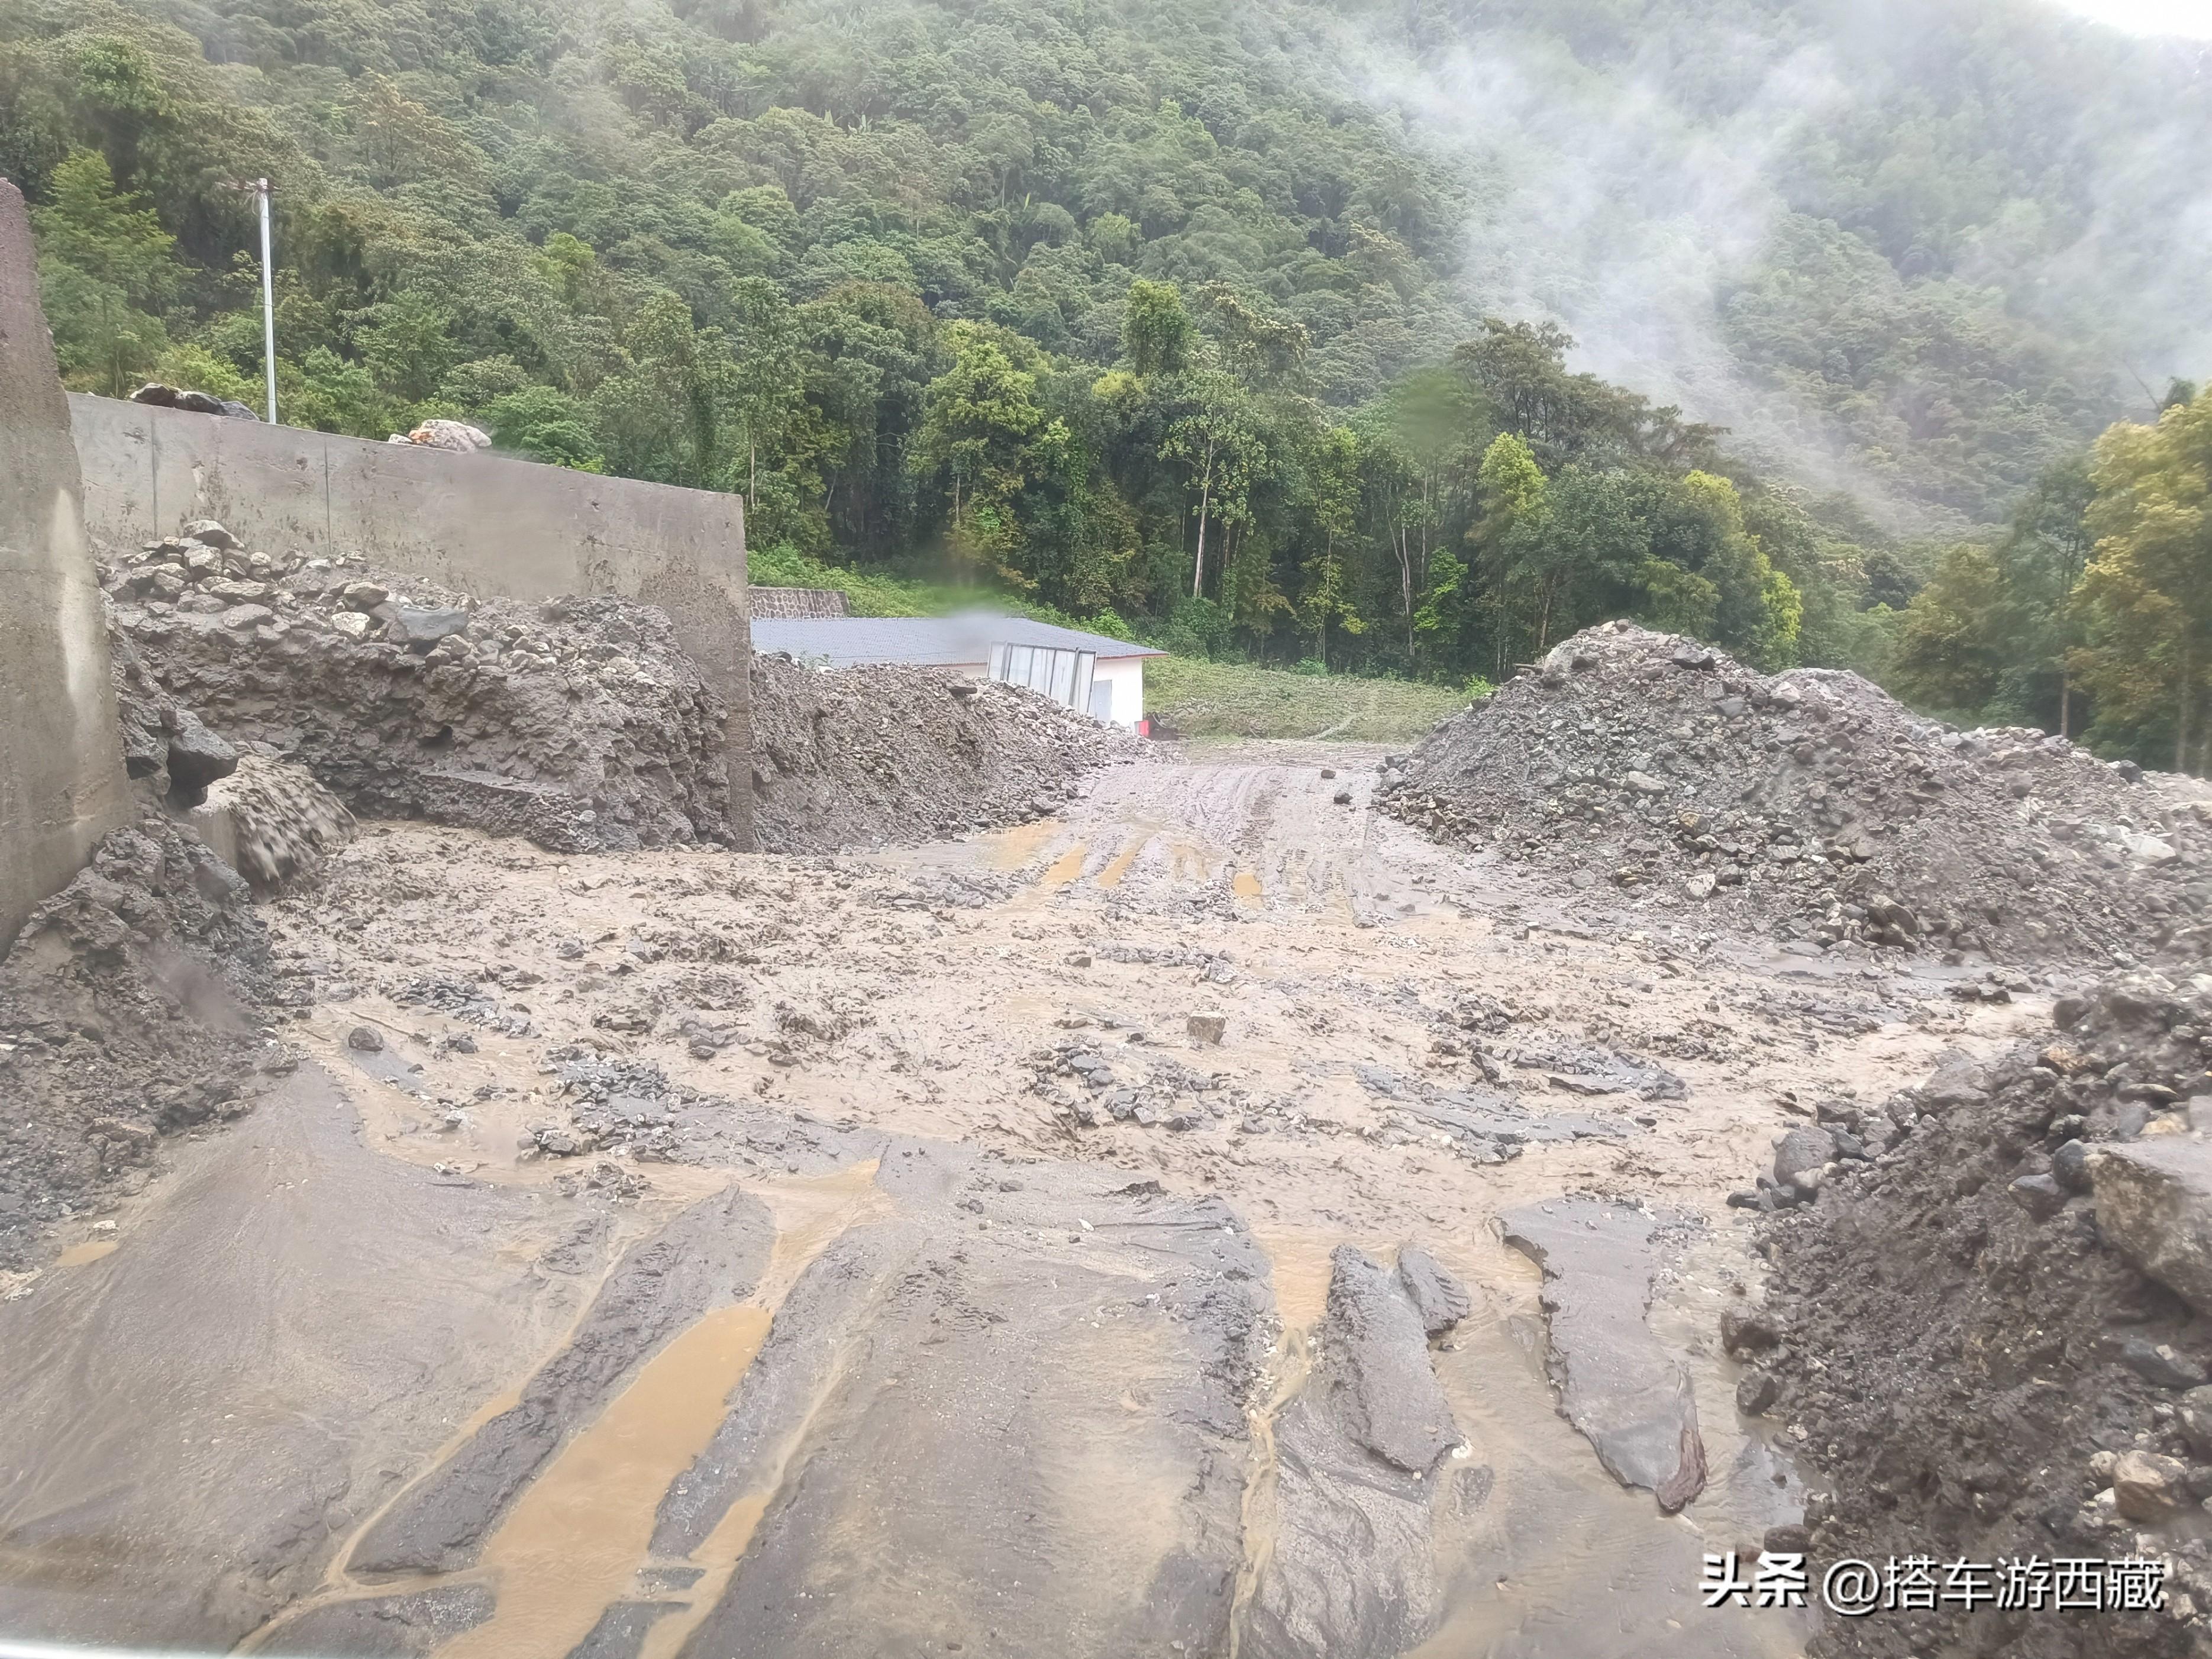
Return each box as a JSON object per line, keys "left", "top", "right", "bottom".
{"left": 0, "top": 814, "right": 278, "bottom": 1271}
{"left": 1740, "top": 976, "right": 2212, "bottom": 1657}
{"left": 1380, "top": 620, "right": 2212, "bottom": 965}
{"left": 104, "top": 532, "right": 735, "bottom": 853}
{"left": 106, "top": 522, "right": 1142, "bottom": 858}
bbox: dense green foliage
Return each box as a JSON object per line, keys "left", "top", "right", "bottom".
{"left": 1891, "top": 382, "right": 2212, "bottom": 772}
{"left": 6, "top": 0, "right": 2205, "bottom": 708}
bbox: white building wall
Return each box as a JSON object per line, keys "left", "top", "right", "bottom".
{"left": 1095, "top": 656, "right": 1147, "bottom": 728}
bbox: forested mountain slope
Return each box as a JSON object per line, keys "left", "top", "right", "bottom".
{"left": 5, "top": 0, "right": 2207, "bottom": 721}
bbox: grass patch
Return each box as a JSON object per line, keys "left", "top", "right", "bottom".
{"left": 1147, "top": 657, "right": 1469, "bottom": 743}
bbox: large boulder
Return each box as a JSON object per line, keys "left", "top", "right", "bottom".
{"left": 2087, "top": 1140, "right": 2212, "bottom": 1313}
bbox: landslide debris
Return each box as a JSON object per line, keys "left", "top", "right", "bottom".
{"left": 749, "top": 654, "right": 1142, "bottom": 853}
{"left": 1380, "top": 620, "right": 2212, "bottom": 966}
{"left": 0, "top": 812, "right": 279, "bottom": 1271}
{"left": 104, "top": 520, "right": 1141, "bottom": 857}
{"left": 1743, "top": 974, "right": 2212, "bottom": 1658}
{"left": 102, "top": 532, "right": 735, "bottom": 853}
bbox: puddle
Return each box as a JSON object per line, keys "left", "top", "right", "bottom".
{"left": 264, "top": 1164, "right": 890, "bottom": 1659}
{"left": 54, "top": 1240, "right": 117, "bottom": 1267}
{"left": 1232, "top": 869, "right": 1263, "bottom": 902}
{"left": 1094, "top": 836, "right": 1148, "bottom": 888}
{"left": 435, "top": 1302, "right": 774, "bottom": 1659}
{"left": 984, "top": 818, "right": 1061, "bottom": 869}
{"left": 1038, "top": 843, "right": 1089, "bottom": 891}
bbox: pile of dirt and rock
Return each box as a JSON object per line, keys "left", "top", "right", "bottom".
{"left": 1730, "top": 974, "right": 2212, "bottom": 1657}
{"left": 1380, "top": 620, "right": 2212, "bottom": 966}
{"left": 102, "top": 520, "right": 1145, "bottom": 857}
{"left": 0, "top": 813, "right": 289, "bottom": 1273}
{"left": 750, "top": 654, "right": 1144, "bottom": 853}
{"left": 100, "top": 524, "right": 737, "bottom": 853}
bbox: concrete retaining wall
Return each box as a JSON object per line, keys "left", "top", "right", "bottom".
{"left": 70, "top": 393, "right": 754, "bottom": 848}
{"left": 0, "top": 183, "right": 134, "bottom": 954}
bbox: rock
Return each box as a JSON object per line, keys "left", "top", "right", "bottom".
{"left": 2051, "top": 1138, "right": 2092, "bottom": 1193}
{"left": 2007, "top": 1173, "right": 2068, "bottom": 1220}
{"left": 1719, "top": 1306, "right": 1782, "bottom": 1355}
{"left": 130, "top": 382, "right": 182, "bottom": 406}
{"left": 175, "top": 390, "right": 228, "bottom": 415}
{"left": 221, "top": 604, "right": 275, "bottom": 631}
{"left": 329, "top": 611, "right": 373, "bottom": 641}
{"left": 2178, "top": 1386, "right": 2212, "bottom": 1459}
{"left": 346, "top": 1026, "right": 385, "bottom": 1053}
{"left": 2087, "top": 1139, "right": 2212, "bottom": 1313}
{"left": 340, "top": 582, "right": 391, "bottom": 612}
{"left": 1332, "top": 788, "right": 1352, "bottom": 805}
{"left": 1734, "top": 1369, "right": 1779, "bottom": 1415}
{"left": 1187, "top": 1015, "right": 1226, "bottom": 1045}
{"left": 399, "top": 419, "right": 492, "bottom": 453}
{"left": 388, "top": 606, "right": 472, "bottom": 650}
{"left": 1683, "top": 872, "right": 1716, "bottom": 900}
{"left": 1397, "top": 1244, "right": 1473, "bottom": 1337}
{"left": 179, "top": 519, "right": 240, "bottom": 549}
{"left": 1773, "top": 1126, "right": 1835, "bottom": 1189}
{"left": 2111, "top": 1450, "right": 2189, "bottom": 1522}
{"left": 1921, "top": 1056, "right": 1988, "bottom": 1107}
{"left": 1670, "top": 644, "right": 1716, "bottom": 669}
{"left": 165, "top": 709, "right": 239, "bottom": 797}
{"left": 1320, "top": 767, "right": 1336, "bottom": 779}
{"left": 1623, "top": 770, "right": 1669, "bottom": 795}
{"left": 2115, "top": 1337, "right": 2208, "bottom": 1390}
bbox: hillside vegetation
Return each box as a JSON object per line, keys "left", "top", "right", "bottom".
{"left": 6, "top": 0, "right": 2208, "bottom": 763}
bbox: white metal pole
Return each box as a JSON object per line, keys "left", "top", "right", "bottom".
{"left": 257, "top": 179, "right": 277, "bottom": 424}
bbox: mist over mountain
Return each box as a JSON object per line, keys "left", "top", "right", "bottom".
{"left": 1322, "top": 0, "right": 2212, "bottom": 530}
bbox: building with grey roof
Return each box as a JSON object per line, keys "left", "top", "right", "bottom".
{"left": 750, "top": 611, "right": 1164, "bottom": 728}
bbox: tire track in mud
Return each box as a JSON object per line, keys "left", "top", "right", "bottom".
{"left": 245, "top": 1167, "right": 888, "bottom": 1659}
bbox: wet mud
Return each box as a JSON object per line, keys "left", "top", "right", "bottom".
{"left": 0, "top": 741, "right": 2039, "bottom": 1658}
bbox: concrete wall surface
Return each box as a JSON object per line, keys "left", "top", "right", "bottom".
{"left": 70, "top": 393, "right": 754, "bottom": 848}
{"left": 0, "top": 183, "right": 134, "bottom": 953}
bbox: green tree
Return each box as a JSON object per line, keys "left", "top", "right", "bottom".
{"left": 2074, "top": 389, "right": 2212, "bottom": 773}
{"left": 1121, "top": 279, "right": 1192, "bottom": 379}
{"left": 915, "top": 325, "right": 1064, "bottom": 583}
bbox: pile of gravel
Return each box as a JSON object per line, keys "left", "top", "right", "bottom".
{"left": 1380, "top": 620, "right": 2211, "bottom": 965}
{"left": 0, "top": 814, "right": 283, "bottom": 1271}
{"left": 750, "top": 655, "right": 1144, "bottom": 854}
{"left": 101, "top": 524, "right": 735, "bottom": 853}
{"left": 1730, "top": 975, "right": 2212, "bottom": 1658}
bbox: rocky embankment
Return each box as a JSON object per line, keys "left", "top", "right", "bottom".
{"left": 1729, "top": 974, "right": 2212, "bottom": 1657}
{"left": 1380, "top": 620, "right": 2212, "bottom": 966}
{"left": 102, "top": 525, "right": 735, "bottom": 853}
{"left": 103, "top": 520, "right": 1141, "bottom": 857}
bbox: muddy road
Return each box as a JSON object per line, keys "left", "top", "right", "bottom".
{"left": 0, "top": 743, "right": 2039, "bottom": 1657}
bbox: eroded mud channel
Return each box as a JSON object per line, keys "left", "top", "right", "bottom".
{"left": 0, "top": 745, "right": 2039, "bottom": 1657}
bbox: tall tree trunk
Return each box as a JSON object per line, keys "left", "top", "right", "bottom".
{"left": 1397, "top": 527, "right": 1414, "bottom": 654}
{"left": 2059, "top": 667, "right": 2071, "bottom": 740}
{"left": 1191, "top": 444, "right": 1215, "bottom": 599}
